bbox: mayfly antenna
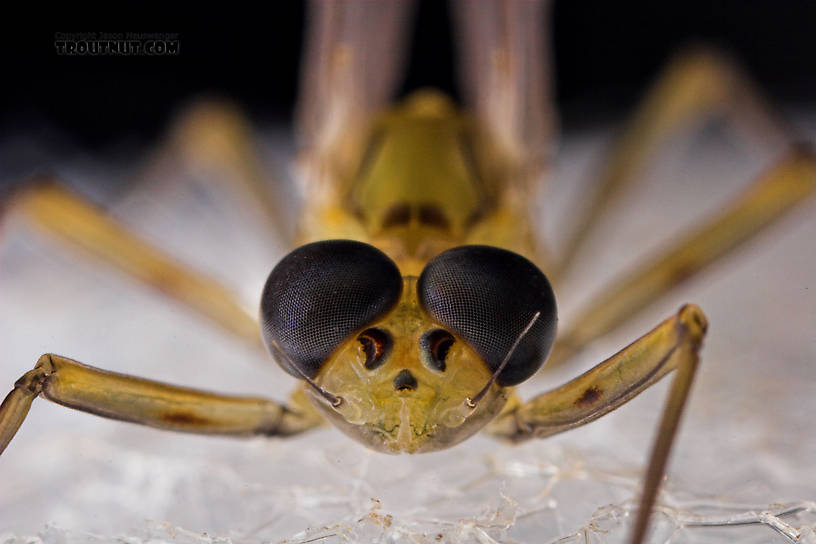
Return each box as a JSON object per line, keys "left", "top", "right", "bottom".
{"left": 271, "top": 343, "right": 343, "bottom": 407}
{"left": 466, "top": 311, "right": 541, "bottom": 409}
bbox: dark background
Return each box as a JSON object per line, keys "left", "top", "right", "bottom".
{"left": 1, "top": 1, "right": 815, "bottom": 154}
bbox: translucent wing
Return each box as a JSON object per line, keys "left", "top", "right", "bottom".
{"left": 295, "top": 0, "right": 414, "bottom": 186}
{"left": 451, "top": 0, "right": 557, "bottom": 180}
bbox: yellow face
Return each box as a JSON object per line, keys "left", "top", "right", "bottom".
{"left": 307, "top": 278, "right": 509, "bottom": 454}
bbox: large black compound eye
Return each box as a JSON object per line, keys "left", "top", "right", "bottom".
{"left": 417, "top": 245, "right": 557, "bottom": 386}
{"left": 261, "top": 240, "right": 403, "bottom": 379}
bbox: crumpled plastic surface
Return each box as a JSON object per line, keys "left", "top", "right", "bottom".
{"left": 1, "top": 114, "right": 814, "bottom": 543}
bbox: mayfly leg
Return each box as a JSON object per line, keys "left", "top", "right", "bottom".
{"left": 0, "top": 353, "right": 324, "bottom": 456}
{"left": 554, "top": 48, "right": 807, "bottom": 281}
{"left": 488, "top": 304, "right": 709, "bottom": 544}
{"left": 545, "top": 49, "right": 816, "bottom": 369}
{"left": 4, "top": 181, "right": 262, "bottom": 347}
{"left": 163, "top": 98, "right": 295, "bottom": 245}
{"left": 550, "top": 147, "right": 816, "bottom": 368}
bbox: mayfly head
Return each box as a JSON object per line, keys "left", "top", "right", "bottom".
{"left": 260, "top": 240, "right": 557, "bottom": 453}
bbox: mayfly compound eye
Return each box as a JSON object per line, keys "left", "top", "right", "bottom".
{"left": 260, "top": 240, "right": 403, "bottom": 379}
{"left": 417, "top": 245, "right": 557, "bottom": 386}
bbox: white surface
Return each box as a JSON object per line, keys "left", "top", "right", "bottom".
{"left": 0, "top": 112, "right": 814, "bottom": 543}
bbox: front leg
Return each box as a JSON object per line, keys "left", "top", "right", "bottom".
{"left": 488, "top": 304, "right": 707, "bottom": 544}
{"left": 0, "top": 354, "right": 323, "bottom": 456}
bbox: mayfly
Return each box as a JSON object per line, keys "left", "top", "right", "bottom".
{"left": 1, "top": 2, "right": 814, "bottom": 543}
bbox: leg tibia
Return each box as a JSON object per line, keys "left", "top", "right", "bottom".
{"left": 0, "top": 367, "right": 44, "bottom": 454}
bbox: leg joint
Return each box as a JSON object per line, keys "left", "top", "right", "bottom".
{"left": 676, "top": 304, "right": 708, "bottom": 348}
{"left": 13, "top": 354, "right": 58, "bottom": 394}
